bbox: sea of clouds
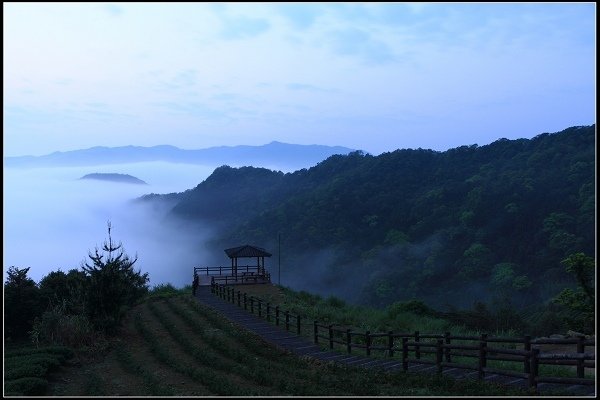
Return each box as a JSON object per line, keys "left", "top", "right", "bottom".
{"left": 3, "top": 162, "right": 217, "bottom": 288}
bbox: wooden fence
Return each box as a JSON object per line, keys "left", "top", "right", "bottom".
{"left": 210, "top": 282, "right": 595, "bottom": 391}
{"left": 194, "top": 266, "right": 271, "bottom": 285}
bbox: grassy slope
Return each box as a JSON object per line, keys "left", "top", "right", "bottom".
{"left": 35, "top": 292, "right": 534, "bottom": 396}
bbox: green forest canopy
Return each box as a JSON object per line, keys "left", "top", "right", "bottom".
{"left": 142, "top": 125, "right": 595, "bottom": 313}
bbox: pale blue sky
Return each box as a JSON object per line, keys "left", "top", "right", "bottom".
{"left": 3, "top": 2, "right": 596, "bottom": 156}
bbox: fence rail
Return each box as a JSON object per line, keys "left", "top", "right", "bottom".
{"left": 209, "top": 282, "right": 595, "bottom": 392}
{"left": 195, "top": 266, "right": 271, "bottom": 285}
{"left": 194, "top": 265, "right": 262, "bottom": 275}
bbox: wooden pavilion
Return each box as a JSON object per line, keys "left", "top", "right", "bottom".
{"left": 194, "top": 244, "right": 273, "bottom": 286}
{"left": 224, "top": 244, "right": 272, "bottom": 281}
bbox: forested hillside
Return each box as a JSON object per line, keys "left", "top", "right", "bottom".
{"left": 140, "top": 125, "right": 595, "bottom": 323}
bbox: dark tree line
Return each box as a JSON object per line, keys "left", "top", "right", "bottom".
{"left": 4, "top": 223, "right": 149, "bottom": 345}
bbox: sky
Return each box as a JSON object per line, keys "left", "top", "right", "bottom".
{"left": 3, "top": 2, "right": 596, "bottom": 157}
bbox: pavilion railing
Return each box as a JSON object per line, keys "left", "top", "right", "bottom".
{"left": 194, "top": 265, "right": 263, "bottom": 276}
{"left": 195, "top": 266, "right": 271, "bottom": 285}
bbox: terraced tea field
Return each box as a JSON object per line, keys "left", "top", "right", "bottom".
{"left": 42, "top": 294, "right": 532, "bottom": 396}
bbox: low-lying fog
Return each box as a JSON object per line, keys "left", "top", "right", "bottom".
{"left": 3, "top": 162, "right": 218, "bottom": 288}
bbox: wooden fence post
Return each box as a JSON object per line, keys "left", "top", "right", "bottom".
{"left": 347, "top": 329, "right": 352, "bottom": 353}
{"left": 444, "top": 332, "right": 451, "bottom": 362}
{"left": 243, "top": 293, "right": 247, "bottom": 310}
{"left": 328, "top": 325, "right": 334, "bottom": 349}
{"left": 250, "top": 296, "right": 254, "bottom": 314}
{"left": 388, "top": 331, "right": 394, "bottom": 358}
{"left": 237, "top": 291, "right": 241, "bottom": 307}
{"left": 415, "top": 331, "right": 420, "bottom": 359}
{"left": 402, "top": 337, "right": 408, "bottom": 371}
{"left": 275, "top": 306, "right": 280, "bottom": 326}
{"left": 436, "top": 339, "right": 444, "bottom": 373}
{"left": 523, "top": 335, "right": 531, "bottom": 373}
{"left": 366, "top": 331, "right": 371, "bottom": 356}
{"left": 529, "top": 347, "right": 539, "bottom": 391}
{"left": 478, "top": 333, "right": 487, "bottom": 380}
{"left": 296, "top": 315, "right": 301, "bottom": 335}
{"left": 577, "top": 335, "right": 585, "bottom": 378}
{"left": 314, "top": 321, "right": 319, "bottom": 344}
{"left": 285, "top": 311, "right": 290, "bottom": 331}
{"left": 266, "top": 303, "right": 271, "bottom": 322}
{"left": 258, "top": 299, "right": 262, "bottom": 317}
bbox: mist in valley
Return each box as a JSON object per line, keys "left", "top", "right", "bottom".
{"left": 3, "top": 162, "right": 218, "bottom": 288}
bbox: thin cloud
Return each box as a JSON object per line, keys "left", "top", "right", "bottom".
{"left": 286, "top": 83, "right": 336, "bottom": 93}
{"left": 273, "top": 3, "right": 323, "bottom": 30}
{"left": 327, "top": 28, "right": 396, "bottom": 65}
{"left": 219, "top": 16, "right": 270, "bottom": 40}
{"left": 103, "top": 3, "right": 123, "bottom": 17}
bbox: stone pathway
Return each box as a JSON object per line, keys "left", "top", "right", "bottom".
{"left": 194, "top": 286, "right": 595, "bottom": 396}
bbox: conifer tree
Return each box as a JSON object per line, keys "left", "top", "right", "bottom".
{"left": 81, "top": 222, "right": 149, "bottom": 333}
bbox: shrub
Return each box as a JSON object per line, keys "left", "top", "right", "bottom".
{"left": 30, "top": 302, "right": 96, "bottom": 348}
{"left": 38, "top": 269, "right": 88, "bottom": 316}
{"left": 4, "top": 266, "right": 42, "bottom": 340}
{"left": 387, "top": 299, "right": 436, "bottom": 319}
{"left": 4, "top": 377, "right": 48, "bottom": 396}
{"left": 324, "top": 295, "right": 346, "bottom": 308}
{"left": 4, "top": 364, "right": 46, "bottom": 380}
{"left": 147, "top": 283, "right": 180, "bottom": 300}
{"left": 552, "top": 253, "right": 595, "bottom": 334}
{"left": 5, "top": 354, "right": 62, "bottom": 371}
{"left": 4, "top": 345, "right": 74, "bottom": 359}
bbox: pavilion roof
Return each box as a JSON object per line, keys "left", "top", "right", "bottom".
{"left": 224, "top": 244, "right": 272, "bottom": 258}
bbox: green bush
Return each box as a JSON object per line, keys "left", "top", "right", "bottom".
{"left": 38, "top": 269, "right": 88, "bottom": 316}
{"left": 147, "top": 283, "right": 181, "bottom": 300}
{"left": 552, "top": 253, "right": 595, "bottom": 334}
{"left": 387, "top": 300, "right": 436, "bottom": 319}
{"left": 324, "top": 295, "right": 346, "bottom": 308}
{"left": 4, "top": 377, "right": 48, "bottom": 395}
{"left": 5, "top": 354, "right": 63, "bottom": 371}
{"left": 30, "top": 303, "right": 96, "bottom": 348}
{"left": 4, "top": 266, "right": 42, "bottom": 340}
{"left": 4, "top": 345, "right": 74, "bottom": 359}
{"left": 4, "top": 364, "right": 46, "bottom": 380}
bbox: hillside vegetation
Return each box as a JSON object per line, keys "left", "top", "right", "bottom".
{"left": 141, "top": 125, "right": 595, "bottom": 334}
{"left": 7, "top": 291, "right": 532, "bottom": 396}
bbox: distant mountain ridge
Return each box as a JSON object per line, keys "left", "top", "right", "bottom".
{"left": 4, "top": 141, "right": 355, "bottom": 170}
